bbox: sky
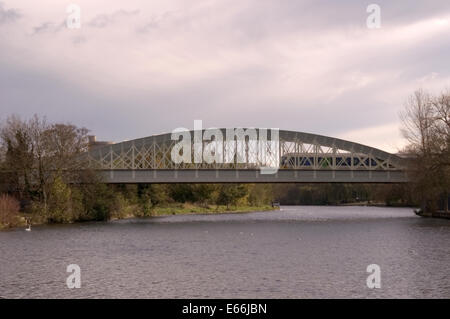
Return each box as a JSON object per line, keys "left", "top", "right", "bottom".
{"left": 1, "top": 0, "right": 450, "bottom": 153}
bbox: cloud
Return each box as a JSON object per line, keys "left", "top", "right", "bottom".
{"left": 88, "top": 9, "right": 140, "bottom": 28}
{"left": 31, "top": 8, "right": 140, "bottom": 34}
{"left": 338, "top": 123, "right": 407, "bottom": 153}
{"left": 1, "top": 0, "right": 450, "bottom": 151}
{"left": 32, "top": 21, "right": 65, "bottom": 34}
{"left": 136, "top": 10, "right": 178, "bottom": 33}
{"left": 0, "top": 1, "right": 20, "bottom": 24}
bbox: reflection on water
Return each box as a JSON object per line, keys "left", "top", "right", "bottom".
{"left": 1, "top": 206, "right": 450, "bottom": 298}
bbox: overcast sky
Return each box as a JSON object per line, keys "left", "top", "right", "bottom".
{"left": 1, "top": 0, "right": 450, "bottom": 152}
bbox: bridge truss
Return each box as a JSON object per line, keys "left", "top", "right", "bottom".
{"left": 84, "top": 129, "right": 408, "bottom": 183}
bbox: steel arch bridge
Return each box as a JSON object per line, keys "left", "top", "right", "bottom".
{"left": 84, "top": 129, "right": 408, "bottom": 183}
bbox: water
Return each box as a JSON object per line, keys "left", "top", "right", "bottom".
{"left": 1, "top": 206, "right": 450, "bottom": 299}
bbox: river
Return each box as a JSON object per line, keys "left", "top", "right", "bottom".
{"left": 1, "top": 206, "right": 450, "bottom": 298}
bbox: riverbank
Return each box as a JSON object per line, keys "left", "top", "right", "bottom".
{"left": 414, "top": 209, "right": 450, "bottom": 219}
{"left": 0, "top": 203, "right": 279, "bottom": 230}
{"left": 112, "top": 203, "right": 278, "bottom": 220}
{"left": 337, "top": 201, "right": 414, "bottom": 208}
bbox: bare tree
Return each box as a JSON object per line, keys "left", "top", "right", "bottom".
{"left": 400, "top": 89, "right": 450, "bottom": 213}
{"left": 0, "top": 115, "right": 90, "bottom": 213}
{"left": 432, "top": 91, "right": 450, "bottom": 211}
{"left": 0, "top": 115, "right": 35, "bottom": 199}
{"left": 400, "top": 89, "right": 435, "bottom": 155}
{"left": 432, "top": 91, "right": 450, "bottom": 160}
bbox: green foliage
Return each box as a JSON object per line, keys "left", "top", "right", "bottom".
{"left": 217, "top": 184, "right": 248, "bottom": 208}
{"left": 168, "top": 184, "right": 196, "bottom": 203}
{"left": 149, "top": 185, "right": 170, "bottom": 206}
{"left": 248, "top": 184, "right": 274, "bottom": 206}
{"left": 137, "top": 184, "right": 170, "bottom": 216}
{"left": 78, "top": 183, "right": 116, "bottom": 221}
{"left": 193, "top": 184, "right": 217, "bottom": 206}
{"left": 114, "top": 184, "right": 139, "bottom": 205}
{"left": 109, "top": 192, "right": 134, "bottom": 219}
{"left": 46, "top": 175, "right": 73, "bottom": 223}
{"left": 271, "top": 183, "right": 413, "bottom": 206}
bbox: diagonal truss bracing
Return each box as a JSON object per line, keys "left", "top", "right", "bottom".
{"left": 85, "top": 129, "right": 405, "bottom": 171}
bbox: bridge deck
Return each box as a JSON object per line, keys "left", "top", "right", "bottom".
{"left": 98, "top": 169, "right": 408, "bottom": 184}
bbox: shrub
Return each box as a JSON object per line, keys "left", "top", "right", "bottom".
{"left": 78, "top": 183, "right": 116, "bottom": 221}
{"left": 217, "top": 184, "right": 248, "bottom": 208}
{"left": 47, "top": 175, "right": 73, "bottom": 223}
{"left": 110, "top": 193, "right": 134, "bottom": 219}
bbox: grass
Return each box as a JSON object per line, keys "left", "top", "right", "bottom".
{"left": 147, "top": 203, "right": 277, "bottom": 217}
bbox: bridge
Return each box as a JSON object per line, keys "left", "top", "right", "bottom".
{"left": 84, "top": 129, "right": 408, "bottom": 184}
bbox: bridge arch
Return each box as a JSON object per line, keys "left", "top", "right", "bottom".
{"left": 85, "top": 129, "right": 407, "bottom": 183}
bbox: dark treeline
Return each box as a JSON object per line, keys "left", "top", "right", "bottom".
{"left": 272, "top": 183, "right": 413, "bottom": 206}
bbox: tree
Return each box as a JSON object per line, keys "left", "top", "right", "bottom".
{"left": 400, "top": 89, "right": 450, "bottom": 212}
{"left": 169, "top": 184, "right": 196, "bottom": 203}
{"left": 248, "top": 184, "right": 273, "bottom": 206}
{"left": 78, "top": 182, "right": 116, "bottom": 221}
{"left": 46, "top": 175, "right": 73, "bottom": 223}
{"left": 0, "top": 116, "right": 34, "bottom": 199}
{"left": 0, "top": 115, "right": 90, "bottom": 215}
{"left": 193, "top": 184, "right": 217, "bottom": 206}
{"left": 0, "top": 194, "right": 21, "bottom": 228}
{"left": 217, "top": 184, "right": 248, "bottom": 208}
